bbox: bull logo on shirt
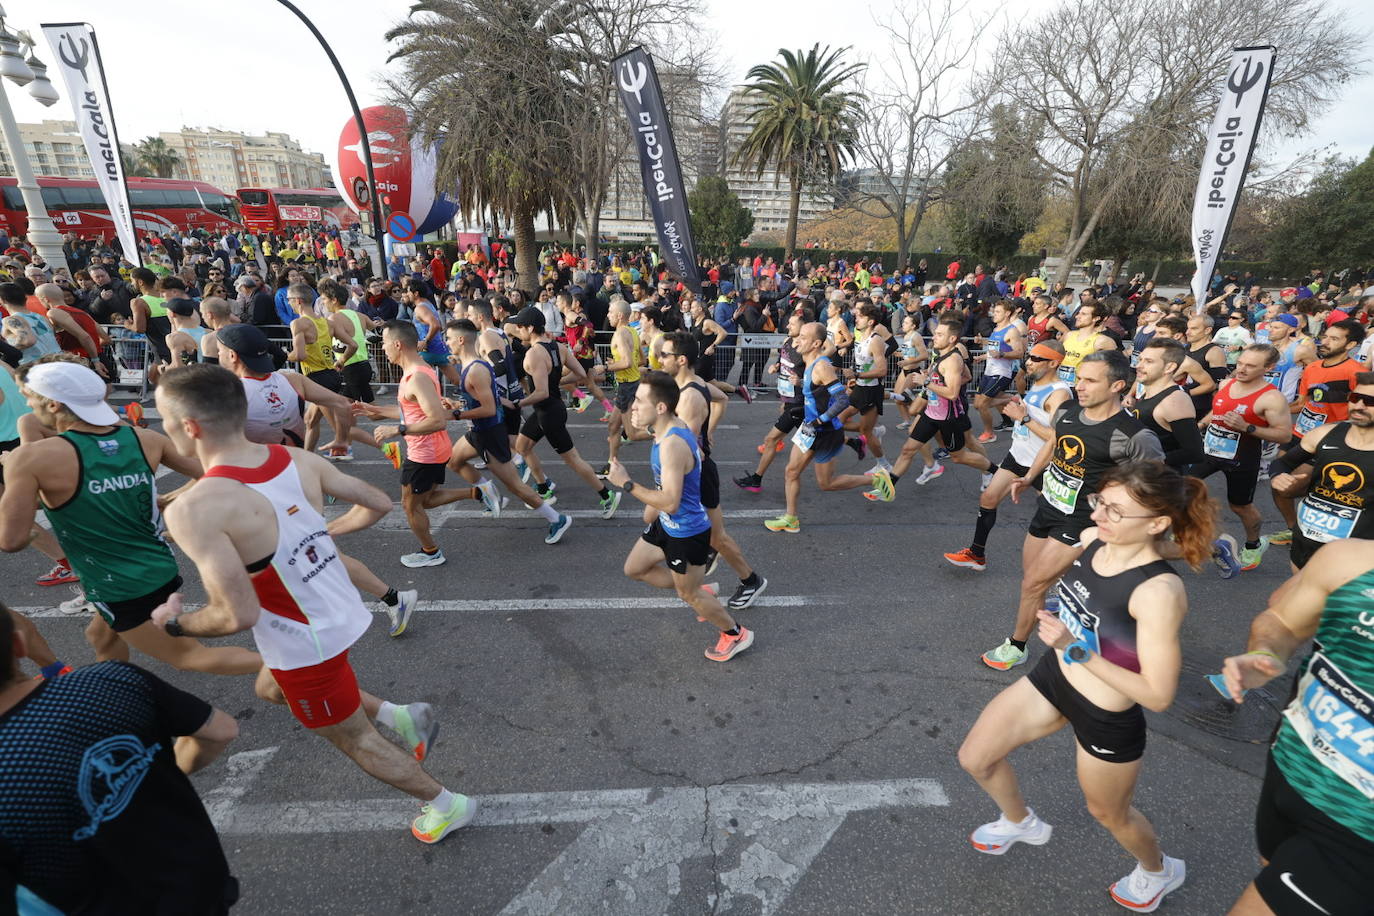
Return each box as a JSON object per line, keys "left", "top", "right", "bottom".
{"left": 73, "top": 734, "right": 160, "bottom": 840}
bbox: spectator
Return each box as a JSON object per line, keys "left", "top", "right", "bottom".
{"left": 359, "top": 278, "right": 400, "bottom": 322}
{"left": 85, "top": 265, "right": 132, "bottom": 324}
{"left": 238, "top": 275, "right": 279, "bottom": 327}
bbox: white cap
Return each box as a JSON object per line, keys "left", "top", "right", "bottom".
{"left": 24, "top": 362, "right": 120, "bottom": 426}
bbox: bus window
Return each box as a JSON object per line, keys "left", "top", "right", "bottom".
{"left": 1, "top": 187, "right": 21, "bottom": 210}
{"left": 239, "top": 189, "right": 270, "bottom": 206}
{"left": 40, "top": 187, "right": 68, "bottom": 208}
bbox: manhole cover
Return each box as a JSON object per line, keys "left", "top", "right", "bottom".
{"left": 1167, "top": 659, "right": 1286, "bottom": 743}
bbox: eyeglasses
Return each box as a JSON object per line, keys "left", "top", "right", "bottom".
{"left": 1087, "top": 492, "right": 1158, "bottom": 522}
{"left": 1348, "top": 392, "right": 1374, "bottom": 407}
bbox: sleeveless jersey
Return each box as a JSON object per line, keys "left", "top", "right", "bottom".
{"left": 0, "top": 364, "right": 30, "bottom": 440}
{"left": 400, "top": 364, "right": 452, "bottom": 464}
{"left": 650, "top": 425, "right": 710, "bottom": 536}
{"left": 681, "top": 380, "right": 714, "bottom": 459}
{"left": 1058, "top": 329, "right": 1102, "bottom": 384}
{"left": 803, "top": 357, "right": 842, "bottom": 429}
{"left": 853, "top": 330, "right": 882, "bottom": 387}
{"left": 54, "top": 304, "right": 102, "bottom": 357}
{"left": 10, "top": 311, "right": 59, "bottom": 362}
{"left": 776, "top": 338, "right": 802, "bottom": 404}
{"left": 1026, "top": 314, "right": 1054, "bottom": 348}
{"left": 139, "top": 295, "right": 168, "bottom": 319}
{"left": 490, "top": 327, "right": 525, "bottom": 401}
{"left": 984, "top": 324, "right": 1016, "bottom": 378}
{"left": 612, "top": 326, "right": 642, "bottom": 383}
{"left": 457, "top": 358, "right": 503, "bottom": 430}
{"left": 1202, "top": 380, "right": 1276, "bottom": 464}
{"left": 1041, "top": 402, "right": 1146, "bottom": 519}
{"left": 1128, "top": 385, "right": 1189, "bottom": 469}
{"left": 1187, "top": 342, "right": 1228, "bottom": 417}
{"left": 1054, "top": 540, "right": 1174, "bottom": 674}
{"left": 1271, "top": 564, "right": 1374, "bottom": 840}
{"left": 1297, "top": 357, "right": 1361, "bottom": 437}
{"left": 177, "top": 326, "right": 209, "bottom": 364}
{"left": 1010, "top": 379, "right": 1071, "bottom": 467}
{"left": 242, "top": 372, "right": 306, "bottom": 446}
{"left": 524, "top": 341, "right": 563, "bottom": 410}
{"left": 1296, "top": 423, "right": 1374, "bottom": 545}
{"left": 924, "top": 350, "right": 966, "bottom": 422}
{"left": 331, "top": 309, "right": 369, "bottom": 366}
{"left": 43, "top": 426, "right": 178, "bottom": 603}
{"left": 299, "top": 315, "right": 333, "bottom": 374}
{"left": 1264, "top": 338, "right": 1302, "bottom": 397}
{"left": 203, "top": 446, "right": 370, "bottom": 670}
{"left": 411, "top": 300, "right": 448, "bottom": 355}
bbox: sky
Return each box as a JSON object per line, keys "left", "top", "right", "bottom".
{"left": 6, "top": 0, "right": 1370, "bottom": 186}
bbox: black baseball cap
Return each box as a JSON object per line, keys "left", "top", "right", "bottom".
{"left": 510, "top": 306, "right": 546, "bottom": 329}
{"left": 217, "top": 324, "right": 275, "bottom": 373}
{"left": 167, "top": 298, "right": 198, "bottom": 316}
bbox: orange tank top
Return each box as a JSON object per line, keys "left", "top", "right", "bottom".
{"left": 1296, "top": 357, "right": 1361, "bottom": 437}
{"left": 400, "top": 364, "right": 452, "bottom": 464}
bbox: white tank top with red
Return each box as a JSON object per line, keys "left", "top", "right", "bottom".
{"left": 203, "top": 445, "right": 371, "bottom": 670}
{"left": 242, "top": 371, "right": 306, "bottom": 446}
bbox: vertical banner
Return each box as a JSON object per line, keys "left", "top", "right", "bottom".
{"left": 1190, "top": 45, "right": 1275, "bottom": 308}
{"left": 612, "top": 47, "right": 702, "bottom": 294}
{"left": 40, "top": 23, "right": 141, "bottom": 266}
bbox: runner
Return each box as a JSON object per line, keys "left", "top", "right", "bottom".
{"left": 735, "top": 308, "right": 811, "bottom": 492}
{"left": 763, "top": 322, "right": 890, "bottom": 534}
{"left": 983, "top": 351, "right": 1164, "bottom": 670}
{"left": 507, "top": 306, "right": 622, "bottom": 518}
{"left": 0, "top": 356, "right": 261, "bottom": 676}
{"left": 944, "top": 341, "right": 1072, "bottom": 571}
{"left": 1220, "top": 537, "right": 1374, "bottom": 916}
{"left": 867, "top": 315, "right": 992, "bottom": 499}
{"left": 1025, "top": 294, "right": 1070, "bottom": 350}
{"left": 603, "top": 300, "right": 644, "bottom": 472}
{"left": 442, "top": 318, "right": 572, "bottom": 544}
{"left": 1184, "top": 314, "right": 1231, "bottom": 418}
{"left": 558, "top": 292, "right": 614, "bottom": 416}
{"left": 889, "top": 309, "right": 930, "bottom": 430}
{"left": 468, "top": 296, "right": 539, "bottom": 490}
{"left": 323, "top": 279, "right": 377, "bottom": 404}
{"left": 1058, "top": 301, "right": 1117, "bottom": 387}
{"left": 402, "top": 285, "right": 459, "bottom": 386}
{"left": 605, "top": 371, "right": 754, "bottom": 662}
{"left": 1267, "top": 371, "right": 1374, "bottom": 571}
{"left": 842, "top": 303, "right": 891, "bottom": 471}
{"left": 1149, "top": 315, "right": 1219, "bottom": 401}
{"left": 285, "top": 281, "right": 347, "bottom": 454}
{"left": 164, "top": 297, "right": 209, "bottom": 366}
{"left": 959, "top": 460, "right": 1214, "bottom": 913}
{"left": 1192, "top": 344, "right": 1292, "bottom": 574}
{"left": 660, "top": 331, "right": 769, "bottom": 609}
{"left": 150, "top": 364, "right": 477, "bottom": 844}
{"left": 973, "top": 300, "right": 1024, "bottom": 442}
{"left": 1125, "top": 338, "right": 1205, "bottom": 471}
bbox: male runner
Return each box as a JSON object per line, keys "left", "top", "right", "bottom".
{"left": 606, "top": 371, "right": 754, "bottom": 661}
{"left": 508, "top": 306, "right": 622, "bottom": 518}
{"left": 468, "top": 296, "right": 538, "bottom": 489}
{"left": 442, "top": 318, "right": 572, "bottom": 544}
{"left": 763, "top": 322, "right": 887, "bottom": 533}
{"left": 869, "top": 315, "right": 993, "bottom": 499}
{"left": 1267, "top": 371, "right": 1374, "bottom": 571}
{"left": 285, "top": 282, "right": 348, "bottom": 454}
{"left": 1193, "top": 344, "right": 1292, "bottom": 572}
{"left": 1057, "top": 301, "right": 1116, "bottom": 387}
{"left": 603, "top": 300, "right": 644, "bottom": 472}
{"left": 1126, "top": 338, "right": 1205, "bottom": 471}
{"left": 944, "top": 341, "right": 1071, "bottom": 571}
{"left": 403, "top": 285, "right": 459, "bottom": 386}
{"left": 735, "top": 308, "right": 810, "bottom": 492}
{"left": 982, "top": 351, "right": 1163, "bottom": 670}
{"left": 1150, "top": 315, "right": 1219, "bottom": 401}
{"left": 660, "top": 331, "right": 768, "bottom": 608}
{"left": 1184, "top": 314, "right": 1231, "bottom": 417}
{"left": 973, "top": 300, "right": 1024, "bottom": 442}
{"left": 323, "top": 280, "right": 377, "bottom": 403}
{"left": 1220, "top": 538, "right": 1374, "bottom": 916}
{"left": 0, "top": 357, "right": 260, "bottom": 676}
{"left": 842, "top": 303, "right": 891, "bottom": 470}
{"left": 150, "top": 364, "right": 476, "bottom": 844}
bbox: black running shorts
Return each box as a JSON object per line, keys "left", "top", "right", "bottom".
{"left": 699, "top": 456, "right": 720, "bottom": 510}
{"left": 910, "top": 413, "right": 969, "bottom": 453}
{"left": 641, "top": 518, "right": 713, "bottom": 573}
{"left": 1189, "top": 456, "right": 1261, "bottom": 507}
{"left": 465, "top": 424, "right": 513, "bottom": 465}
{"left": 614, "top": 380, "right": 639, "bottom": 412}
{"left": 773, "top": 404, "right": 805, "bottom": 434}
{"left": 400, "top": 459, "right": 446, "bottom": 495}
{"left": 306, "top": 368, "right": 342, "bottom": 394}
{"left": 522, "top": 400, "right": 575, "bottom": 454}
{"left": 92, "top": 576, "right": 184, "bottom": 633}
{"left": 1027, "top": 503, "right": 1091, "bottom": 548}
{"left": 1026, "top": 650, "right": 1146, "bottom": 762}
{"left": 341, "top": 361, "right": 374, "bottom": 403}
{"left": 849, "top": 385, "right": 884, "bottom": 415}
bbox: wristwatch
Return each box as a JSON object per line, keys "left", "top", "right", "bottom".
{"left": 1062, "top": 641, "right": 1092, "bottom": 665}
{"left": 164, "top": 618, "right": 186, "bottom": 638}
{"left": 620, "top": 480, "right": 636, "bottom": 494}
{"left": 451, "top": 407, "right": 463, "bottom": 421}
{"left": 397, "top": 423, "right": 409, "bottom": 437}
{"left": 1245, "top": 423, "right": 1256, "bottom": 435}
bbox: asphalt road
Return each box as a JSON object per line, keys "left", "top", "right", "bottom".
{"left": 10, "top": 396, "right": 1295, "bottom": 916}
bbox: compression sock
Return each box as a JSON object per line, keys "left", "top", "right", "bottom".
{"left": 39, "top": 660, "right": 68, "bottom": 678}
{"left": 381, "top": 588, "right": 399, "bottom": 607}
{"left": 972, "top": 507, "right": 998, "bottom": 558}
{"left": 889, "top": 473, "right": 902, "bottom": 484}
{"left": 601, "top": 398, "right": 614, "bottom": 412}
{"left": 375, "top": 701, "right": 399, "bottom": 729}
{"left": 724, "top": 627, "right": 740, "bottom": 636}
{"left": 422, "top": 546, "right": 440, "bottom": 556}
{"left": 1010, "top": 638, "right": 1027, "bottom": 652}
{"left": 536, "top": 502, "right": 559, "bottom": 522}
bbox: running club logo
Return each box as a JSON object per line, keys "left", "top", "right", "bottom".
{"left": 96, "top": 439, "right": 120, "bottom": 456}
{"left": 1315, "top": 462, "right": 1366, "bottom": 505}
{"left": 1054, "top": 435, "right": 1086, "bottom": 467}
{"left": 73, "top": 734, "right": 160, "bottom": 840}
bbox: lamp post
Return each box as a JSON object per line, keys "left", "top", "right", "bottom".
{"left": 0, "top": 14, "right": 68, "bottom": 274}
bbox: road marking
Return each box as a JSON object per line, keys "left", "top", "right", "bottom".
{"left": 14, "top": 594, "right": 830, "bottom": 619}
{"left": 206, "top": 747, "right": 947, "bottom": 915}
{"left": 320, "top": 505, "right": 786, "bottom": 528}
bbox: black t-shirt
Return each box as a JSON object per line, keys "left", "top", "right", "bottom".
{"left": 0, "top": 662, "right": 234, "bottom": 915}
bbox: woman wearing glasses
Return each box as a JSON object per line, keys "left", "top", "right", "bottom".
{"left": 959, "top": 460, "right": 1216, "bottom": 913}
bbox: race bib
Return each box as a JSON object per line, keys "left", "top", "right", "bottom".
{"left": 1284, "top": 652, "right": 1374, "bottom": 799}
{"left": 1203, "top": 424, "right": 1240, "bottom": 460}
{"left": 1043, "top": 465, "right": 1083, "bottom": 515}
{"left": 1130, "top": 351, "right": 1141, "bottom": 368}
{"left": 1058, "top": 365, "right": 1077, "bottom": 385}
{"left": 1013, "top": 421, "right": 1029, "bottom": 441}
{"left": 777, "top": 377, "right": 796, "bottom": 398}
{"left": 1296, "top": 404, "right": 1325, "bottom": 435}
{"left": 1054, "top": 583, "right": 1101, "bottom": 655}
{"left": 1297, "top": 495, "right": 1361, "bottom": 543}
{"left": 792, "top": 425, "right": 816, "bottom": 451}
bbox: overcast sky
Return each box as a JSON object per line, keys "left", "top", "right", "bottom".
{"left": 8, "top": 0, "right": 1369, "bottom": 186}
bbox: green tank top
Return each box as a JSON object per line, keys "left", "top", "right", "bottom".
{"left": 1271, "top": 565, "right": 1374, "bottom": 840}
{"left": 141, "top": 295, "right": 168, "bottom": 319}
{"left": 331, "top": 309, "right": 369, "bottom": 366}
{"left": 43, "top": 426, "right": 178, "bottom": 603}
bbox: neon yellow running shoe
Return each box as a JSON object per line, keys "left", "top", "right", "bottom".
{"left": 411, "top": 793, "right": 478, "bottom": 844}
{"left": 392, "top": 702, "right": 439, "bottom": 761}
{"left": 866, "top": 468, "right": 895, "bottom": 502}
{"left": 381, "top": 440, "right": 402, "bottom": 470}
{"left": 764, "top": 514, "right": 800, "bottom": 533}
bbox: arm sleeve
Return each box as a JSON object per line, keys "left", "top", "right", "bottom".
{"left": 1163, "top": 415, "right": 1204, "bottom": 467}
{"left": 1268, "top": 440, "right": 1316, "bottom": 475}
{"left": 1113, "top": 426, "right": 1164, "bottom": 463}
{"left": 817, "top": 381, "right": 849, "bottom": 422}
{"left": 485, "top": 349, "right": 508, "bottom": 377}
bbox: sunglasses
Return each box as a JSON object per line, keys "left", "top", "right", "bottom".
{"left": 1229, "top": 315, "right": 1244, "bottom": 320}
{"left": 1348, "top": 392, "right": 1374, "bottom": 407}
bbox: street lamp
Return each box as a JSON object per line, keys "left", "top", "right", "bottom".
{"left": 0, "top": 13, "right": 69, "bottom": 274}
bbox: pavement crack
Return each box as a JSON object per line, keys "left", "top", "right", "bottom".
{"left": 705, "top": 786, "right": 722, "bottom": 916}
{"left": 720, "top": 700, "right": 920, "bottom": 784}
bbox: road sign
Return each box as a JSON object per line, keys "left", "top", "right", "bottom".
{"left": 387, "top": 212, "right": 416, "bottom": 242}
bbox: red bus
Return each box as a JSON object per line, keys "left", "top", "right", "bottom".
{"left": 235, "top": 187, "right": 353, "bottom": 233}
{"left": 0, "top": 176, "right": 241, "bottom": 240}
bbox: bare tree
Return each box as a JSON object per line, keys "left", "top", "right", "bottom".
{"left": 989, "top": 0, "right": 1368, "bottom": 284}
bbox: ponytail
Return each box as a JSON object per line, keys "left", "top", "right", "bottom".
{"left": 1173, "top": 477, "right": 1219, "bottom": 571}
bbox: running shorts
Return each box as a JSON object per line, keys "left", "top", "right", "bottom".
{"left": 1290, "top": 531, "right": 1320, "bottom": 570}
{"left": 522, "top": 400, "right": 575, "bottom": 454}
{"left": 306, "top": 368, "right": 342, "bottom": 394}
{"left": 504, "top": 404, "right": 523, "bottom": 437}
{"left": 269, "top": 649, "right": 362, "bottom": 729}
{"left": 641, "top": 518, "right": 713, "bottom": 574}
{"left": 421, "top": 351, "right": 450, "bottom": 368}
{"left": 849, "top": 385, "right": 884, "bottom": 415}
{"left": 0, "top": 436, "right": 17, "bottom": 485}
{"left": 910, "top": 413, "right": 970, "bottom": 453}
{"left": 1027, "top": 650, "right": 1146, "bottom": 762}
{"left": 92, "top": 575, "right": 184, "bottom": 633}
{"left": 1027, "top": 503, "right": 1091, "bottom": 548}
{"left": 615, "top": 380, "right": 639, "bottom": 412}
{"left": 1189, "top": 456, "right": 1261, "bottom": 507}
{"left": 466, "top": 425, "right": 513, "bottom": 465}
{"left": 773, "top": 404, "right": 805, "bottom": 434}
{"left": 400, "top": 459, "right": 446, "bottom": 494}
{"left": 700, "top": 456, "right": 720, "bottom": 510}
{"left": 977, "top": 373, "right": 1014, "bottom": 398}
{"left": 809, "top": 426, "right": 846, "bottom": 465}
{"left": 341, "top": 361, "right": 374, "bottom": 403}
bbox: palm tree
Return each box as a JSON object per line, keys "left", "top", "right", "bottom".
{"left": 134, "top": 137, "right": 181, "bottom": 179}
{"left": 733, "top": 45, "right": 864, "bottom": 260}
{"left": 120, "top": 145, "right": 151, "bottom": 178}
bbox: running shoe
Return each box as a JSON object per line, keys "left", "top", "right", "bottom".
{"left": 122, "top": 402, "right": 146, "bottom": 427}
{"left": 996, "top": 416, "right": 1016, "bottom": 431}
{"left": 1212, "top": 534, "right": 1240, "bottom": 580}
{"left": 980, "top": 472, "right": 994, "bottom": 492}
{"left": 1109, "top": 856, "right": 1185, "bottom": 913}
{"left": 916, "top": 463, "right": 945, "bottom": 485}
{"left": 597, "top": 462, "right": 612, "bottom": 476}
{"left": 757, "top": 440, "right": 785, "bottom": 454}
{"left": 598, "top": 410, "right": 613, "bottom": 423}
{"left": 546, "top": 513, "right": 573, "bottom": 544}
{"left": 412, "top": 793, "right": 478, "bottom": 844}
{"left": 863, "top": 468, "right": 895, "bottom": 502}
{"left": 969, "top": 808, "right": 1052, "bottom": 855}
{"left": 737, "top": 385, "right": 753, "bottom": 404}
{"left": 573, "top": 395, "right": 593, "bottom": 413}
{"left": 535, "top": 480, "right": 558, "bottom": 499}
{"left": 381, "top": 441, "right": 402, "bottom": 470}
{"left": 472, "top": 457, "right": 487, "bottom": 469}
{"left": 481, "top": 495, "right": 510, "bottom": 517}
{"left": 599, "top": 489, "right": 622, "bottom": 519}
{"left": 847, "top": 437, "right": 867, "bottom": 460}
{"left": 982, "top": 639, "right": 1027, "bottom": 670}
{"left": 401, "top": 549, "right": 446, "bottom": 568}
{"left": 516, "top": 459, "right": 532, "bottom": 485}
{"left": 764, "top": 514, "right": 800, "bottom": 533}
{"left": 705, "top": 626, "right": 754, "bottom": 662}
{"left": 943, "top": 547, "right": 987, "bottom": 571}
{"left": 1266, "top": 528, "right": 1292, "bottom": 546}
{"left": 477, "top": 479, "right": 502, "bottom": 518}
{"left": 705, "top": 549, "right": 720, "bottom": 577}
{"left": 867, "top": 461, "right": 892, "bottom": 476}
{"left": 896, "top": 420, "right": 911, "bottom": 430}
{"left": 392, "top": 702, "right": 439, "bottom": 761}
{"left": 1240, "top": 543, "right": 1267, "bottom": 571}
{"left": 734, "top": 472, "right": 763, "bottom": 493}
{"left": 59, "top": 587, "right": 91, "bottom": 615}
{"left": 36, "top": 563, "right": 78, "bottom": 587}
{"left": 728, "top": 576, "right": 768, "bottom": 610}
{"left": 328, "top": 445, "right": 354, "bottom": 462}
{"left": 387, "top": 589, "right": 418, "bottom": 637}
{"left": 933, "top": 447, "right": 951, "bottom": 461}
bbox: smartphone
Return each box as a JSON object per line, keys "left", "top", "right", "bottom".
{"left": 1206, "top": 673, "right": 1245, "bottom": 700}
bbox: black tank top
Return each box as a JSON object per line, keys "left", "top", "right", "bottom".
{"left": 681, "top": 380, "right": 714, "bottom": 459}
{"left": 1041, "top": 402, "right": 1146, "bottom": 520}
{"left": 1186, "top": 342, "right": 1227, "bottom": 416}
{"left": 1055, "top": 540, "right": 1174, "bottom": 674}
{"left": 1128, "top": 386, "right": 1183, "bottom": 467}
{"left": 1297, "top": 423, "right": 1374, "bottom": 545}
{"left": 522, "top": 340, "right": 562, "bottom": 410}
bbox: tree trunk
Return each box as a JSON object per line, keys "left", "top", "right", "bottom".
{"left": 585, "top": 209, "right": 601, "bottom": 266}
{"left": 514, "top": 205, "right": 539, "bottom": 294}
{"left": 784, "top": 173, "right": 802, "bottom": 262}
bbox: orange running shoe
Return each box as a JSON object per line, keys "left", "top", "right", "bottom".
{"left": 705, "top": 626, "right": 754, "bottom": 662}
{"left": 381, "top": 441, "right": 402, "bottom": 469}
{"left": 943, "top": 547, "right": 987, "bottom": 571}
{"left": 123, "top": 402, "right": 146, "bottom": 427}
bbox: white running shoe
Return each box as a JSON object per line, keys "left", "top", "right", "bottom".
{"left": 386, "top": 589, "right": 418, "bottom": 637}
{"left": 477, "top": 480, "right": 502, "bottom": 518}
{"left": 59, "top": 587, "right": 92, "bottom": 615}
{"left": 969, "top": 808, "right": 1053, "bottom": 855}
{"left": 916, "top": 463, "right": 945, "bottom": 485}
{"left": 400, "top": 549, "right": 446, "bottom": 568}
{"left": 1109, "top": 856, "right": 1185, "bottom": 913}
{"left": 872, "top": 424, "right": 886, "bottom": 441}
